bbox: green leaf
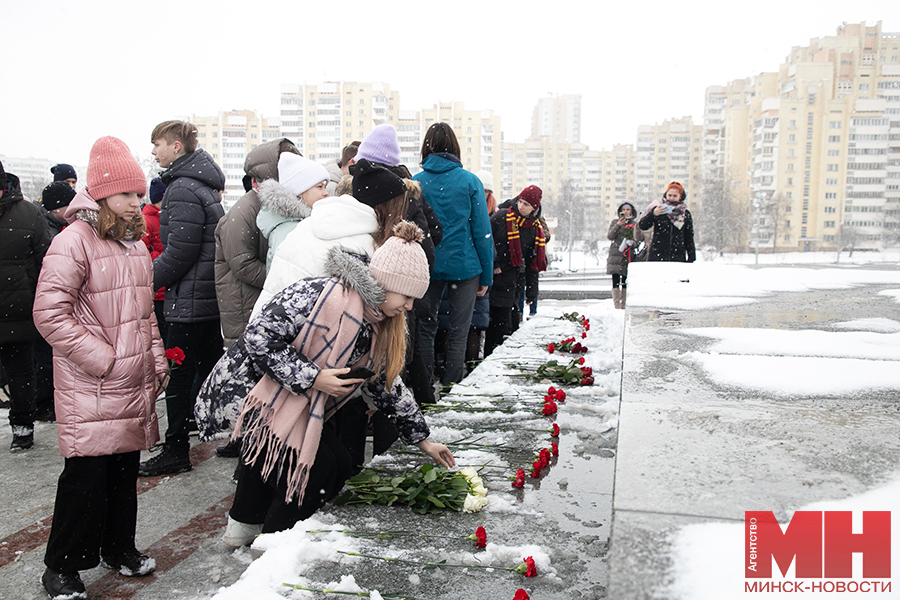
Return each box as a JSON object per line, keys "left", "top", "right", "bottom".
{"left": 426, "top": 495, "right": 445, "bottom": 507}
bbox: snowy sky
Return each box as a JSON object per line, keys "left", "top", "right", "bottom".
{"left": 4, "top": 1, "right": 898, "bottom": 168}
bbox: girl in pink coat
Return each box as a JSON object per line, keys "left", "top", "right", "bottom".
{"left": 33, "top": 137, "right": 167, "bottom": 600}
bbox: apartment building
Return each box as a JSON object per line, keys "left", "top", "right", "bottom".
{"left": 193, "top": 110, "right": 281, "bottom": 209}
{"left": 633, "top": 117, "right": 704, "bottom": 211}
{"left": 714, "top": 20, "right": 900, "bottom": 251}
{"left": 531, "top": 95, "right": 582, "bottom": 144}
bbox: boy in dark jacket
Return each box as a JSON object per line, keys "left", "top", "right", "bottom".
{"left": 139, "top": 121, "right": 226, "bottom": 476}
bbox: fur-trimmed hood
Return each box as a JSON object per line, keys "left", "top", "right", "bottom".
{"left": 256, "top": 179, "right": 312, "bottom": 238}
{"left": 322, "top": 246, "right": 384, "bottom": 309}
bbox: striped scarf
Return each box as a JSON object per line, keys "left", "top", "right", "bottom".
{"left": 506, "top": 207, "right": 547, "bottom": 272}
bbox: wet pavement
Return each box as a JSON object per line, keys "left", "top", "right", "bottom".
{"left": 607, "top": 264, "right": 900, "bottom": 599}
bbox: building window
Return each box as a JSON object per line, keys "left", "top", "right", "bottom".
{"left": 860, "top": 83, "right": 870, "bottom": 91}
{"left": 829, "top": 121, "right": 842, "bottom": 128}
{"left": 828, "top": 135, "right": 840, "bottom": 143}
{"left": 789, "top": 134, "right": 796, "bottom": 142}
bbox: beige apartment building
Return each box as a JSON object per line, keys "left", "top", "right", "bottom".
{"left": 634, "top": 117, "right": 704, "bottom": 211}
{"left": 710, "top": 21, "right": 900, "bottom": 252}
{"left": 532, "top": 94, "right": 582, "bottom": 144}
{"left": 193, "top": 110, "right": 281, "bottom": 209}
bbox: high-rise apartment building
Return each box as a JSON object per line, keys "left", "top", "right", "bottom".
{"left": 634, "top": 117, "right": 704, "bottom": 210}
{"left": 193, "top": 110, "right": 281, "bottom": 209}
{"left": 279, "top": 82, "right": 402, "bottom": 166}
{"left": 713, "top": 20, "right": 900, "bottom": 251}
{"left": 531, "top": 95, "right": 582, "bottom": 144}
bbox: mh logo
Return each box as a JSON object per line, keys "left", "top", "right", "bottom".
{"left": 745, "top": 511, "right": 891, "bottom": 578}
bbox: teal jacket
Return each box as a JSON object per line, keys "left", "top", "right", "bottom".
{"left": 413, "top": 154, "right": 493, "bottom": 286}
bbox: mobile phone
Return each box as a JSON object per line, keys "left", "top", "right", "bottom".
{"left": 337, "top": 366, "right": 376, "bottom": 380}
{"left": 664, "top": 205, "right": 673, "bottom": 214}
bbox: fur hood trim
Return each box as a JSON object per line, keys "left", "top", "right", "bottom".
{"left": 323, "top": 246, "right": 385, "bottom": 309}
{"left": 258, "top": 179, "right": 312, "bottom": 220}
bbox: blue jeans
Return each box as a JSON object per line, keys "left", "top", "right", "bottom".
{"left": 417, "top": 276, "right": 480, "bottom": 385}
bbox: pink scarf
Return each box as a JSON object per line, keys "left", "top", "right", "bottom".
{"left": 234, "top": 277, "right": 382, "bottom": 503}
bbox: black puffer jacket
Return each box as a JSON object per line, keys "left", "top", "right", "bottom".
{"left": 638, "top": 207, "right": 696, "bottom": 263}
{"left": 154, "top": 149, "right": 226, "bottom": 322}
{"left": 0, "top": 174, "right": 51, "bottom": 342}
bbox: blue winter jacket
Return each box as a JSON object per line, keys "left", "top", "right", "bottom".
{"left": 413, "top": 154, "right": 493, "bottom": 286}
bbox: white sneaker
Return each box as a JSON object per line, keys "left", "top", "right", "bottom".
{"left": 222, "top": 516, "right": 262, "bottom": 547}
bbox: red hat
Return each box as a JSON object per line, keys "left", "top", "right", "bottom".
{"left": 665, "top": 181, "right": 684, "bottom": 197}
{"left": 518, "top": 185, "right": 542, "bottom": 210}
{"left": 86, "top": 136, "right": 147, "bottom": 200}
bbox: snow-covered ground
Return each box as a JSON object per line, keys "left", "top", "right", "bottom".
{"left": 617, "top": 260, "right": 900, "bottom": 599}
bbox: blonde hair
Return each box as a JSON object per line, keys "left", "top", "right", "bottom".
{"left": 97, "top": 200, "right": 147, "bottom": 241}
{"left": 371, "top": 190, "right": 410, "bottom": 248}
{"left": 335, "top": 174, "right": 353, "bottom": 196}
{"left": 372, "top": 311, "right": 408, "bottom": 386}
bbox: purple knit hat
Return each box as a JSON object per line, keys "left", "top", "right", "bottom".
{"left": 356, "top": 125, "right": 401, "bottom": 167}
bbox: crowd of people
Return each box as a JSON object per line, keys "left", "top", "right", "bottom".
{"left": 0, "top": 119, "right": 694, "bottom": 600}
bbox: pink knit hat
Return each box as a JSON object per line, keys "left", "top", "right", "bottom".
{"left": 86, "top": 136, "right": 147, "bottom": 200}
{"left": 369, "top": 221, "right": 430, "bottom": 299}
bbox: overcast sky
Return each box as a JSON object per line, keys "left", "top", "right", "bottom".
{"left": 4, "top": 0, "right": 898, "bottom": 169}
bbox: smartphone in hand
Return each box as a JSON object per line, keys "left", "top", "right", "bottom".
{"left": 337, "top": 366, "right": 376, "bottom": 380}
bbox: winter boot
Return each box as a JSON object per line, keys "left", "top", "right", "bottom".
{"left": 620, "top": 287, "right": 627, "bottom": 309}
{"left": 101, "top": 549, "right": 156, "bottom": 576}
{"left": 611, "top": 288, "right": 623, "bottom": 309}
{"left": 223, "top": 515, "right": 263, "bottom": 547}
{"left": 41, "top": 567, "right": 87, "bottom": 600}
{"left": 10, "top": 425, "right": 34, "bottom": 452}
{"left": 138, "top": 444, "right": 192, "bottom": 477}
{"left": 215, "top": 438, "right": 242, "bottom": 458}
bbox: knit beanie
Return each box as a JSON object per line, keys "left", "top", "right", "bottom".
{"left": 149, "top": 177, "right": 166, "bottom": 204}
{"left": 351, "top": 159, "right": 406, "bottom": 207}
{"left": 355, "top": 124, "right": 401, "bottom": 167}
{"left": 41, "top": 181, "right": 77, "bottom": 211}
{"left": 278, "top": 152, "right": 329, "bottom": 197}
{"left": 518, "top": 185, "right": 542, "bottom": 210}
{"left": 86, "top": 137, "right": 146, "bottom": 200}
{"left": 369, "top": 221, "right": 431, "bottom": 299}
{"left": 475, "top": 170, "right": 493, "bottom": 193}
{"left": 51, "top": 163, "right": 77, "bottom": 182}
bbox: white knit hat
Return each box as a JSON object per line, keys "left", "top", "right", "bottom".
{"left": 475, "top": 169, "right": 493, "bottom": 193}
{"left": 277, "top": 153, "right": 329, "bottom": 197}
{"left": 369, "top": 221, "right": 430, "bottom": 299}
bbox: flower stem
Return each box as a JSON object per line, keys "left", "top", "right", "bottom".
{"left": 282, "top": 583, "right": 413, "bottom": 598}
{"left": 339, "top": 551, "right": 517, "bottom": 573}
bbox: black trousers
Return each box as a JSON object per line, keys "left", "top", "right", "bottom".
{"left": 0, "top": 341, "right": 35, "bottom": 428}
{"left": 164, "top": 320, "right": 223, "bottom": 452}
{"left": 230, "top": 420, "right": 353, "bottom": 533}
{"left": 612, "top": 274, "right": 627, "bottom": 288}
{"left": 44, "top": 451, "right": 140, "bottom": 572}
{"left": 485, "top": 305, "right": 518, "bottom": 358}
{"left": 33, "top": 336, "right": 54, "bottom": 415}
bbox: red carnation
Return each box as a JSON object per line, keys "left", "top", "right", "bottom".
{"left": 550, "top": 423, "right": 560, "bottom": 437}
{"left": 531, "top": 461, "right": 542, "bottom": 477}
{"left": 165, "top": 347, "right": 185, "bottom": 366}
{"left": 551, "top": 442, "right": 559, "bottom": 457}
{"left": 580, "top": 377, "right": 594, "bottom": 386}
{"left": 555, "top": 389, "right": 566, "bottom": 402}
{"left": 581, "top": 366, "right": 593, "bottom": 377}
{"left": 547, "top": 386, "right": 556, "bottom": 396}
{"left": 579, "top": 357, "right": 585, "bottom": 365}
{"left": 582, "top": 332, "right": 587, "bottom": 339}
{"left": 523, "top": 556, "right": 537, "bottom": 577}
{"left": 542, "top": 401, "right": 557, "bottom": 416}
{"left": 572, "top": 343, "right": 582, "bottom": 353}
{"left": 513, "top": 468, "right": 526, "bottom": 488}
{"left": 539, "top": 448, "right": 551, "bottom": 468}
{"left": 514, "top": 590, "right": 530, "bottom": 600}
{"left": 585, "top": 323, "right": 590, "bottom": 331}
{"left": 547, "top": 343, "right": 555, "bottom": 353}
{"left": 475, "top": 526, "right": 487, "bottom": 548}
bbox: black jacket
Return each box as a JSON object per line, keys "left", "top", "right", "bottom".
{"left": 0, "top": 174, "right": 51, "bottom": 342}
{"left": 154, "top": 150, "right": 226, "bottom": 322}
{"left": 639, "top": 208, "right": 696, "bottom": 263}
{"left": 490, "top": 203, "right": 542, "bottom": 308}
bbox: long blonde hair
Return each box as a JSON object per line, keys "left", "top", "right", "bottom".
{"left": 97, "top": 199, "right": 146, "bottom": 241}
{"left": 372, "top": 312, "right": 408, "bottom": 386}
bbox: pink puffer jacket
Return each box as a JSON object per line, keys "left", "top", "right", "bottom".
{"left": 33, "top": 191, "right": 166, "bottom": 458}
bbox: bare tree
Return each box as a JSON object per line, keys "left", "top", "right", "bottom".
{"left": 553, "top": 178, "right": 585, "bottom": 250}
{"left": 696, "top": 170, "right": 745, "bottom": 254}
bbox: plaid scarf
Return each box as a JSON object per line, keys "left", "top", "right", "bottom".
{"left": 506, "top": 207, "right": 547, "bottom": 272}
{"left": 234, "top": 277, "right": 381, "bottom": 503}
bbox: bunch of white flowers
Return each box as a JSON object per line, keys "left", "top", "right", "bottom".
{"left": 460, "top": 467, "right": 488, "bottom": 513}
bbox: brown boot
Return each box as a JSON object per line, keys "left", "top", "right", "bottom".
{"left": 612, "top": 288, "right": 623, "bottom": 309}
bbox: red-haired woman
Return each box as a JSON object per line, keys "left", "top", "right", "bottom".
{"left": 638, "top": 181, "right": 696, "bottom": 262}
